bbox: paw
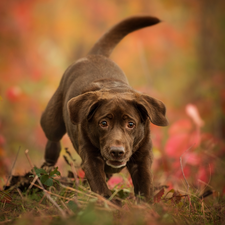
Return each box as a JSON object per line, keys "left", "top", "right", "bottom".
{"left": 41, "top": 162, "right": 55, "bottom": 172}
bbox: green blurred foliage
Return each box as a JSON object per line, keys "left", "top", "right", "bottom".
{"left": 0, "top": 0, "right": 224, "bottom": 192}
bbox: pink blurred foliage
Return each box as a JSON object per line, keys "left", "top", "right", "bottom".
{"left": 134, "top": 87, "right": 225, "bottom": 190}
{"left": 77, "top": 169, "right": 85, "bottom": 179}
{"left": 6, "top": 86, "right": 22, "bottom": 102}
{"left": 107, "top": 176, "right": 124, "bottom": 189}
{"left": 163, "top": 103, "right": 223, "bottom": 186}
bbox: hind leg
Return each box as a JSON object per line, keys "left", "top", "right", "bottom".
{"left": 41, "top": 89, "right": 66, "bottom": 166}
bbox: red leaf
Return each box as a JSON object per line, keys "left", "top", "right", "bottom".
{"left": 154, "top": 188, "right": 164, "bottom": 203}
{"left": 77, "top": 169, "right": 85, "bottom": 179}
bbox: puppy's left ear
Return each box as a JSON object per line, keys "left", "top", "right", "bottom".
{"left": 67, "top": 91, "right": 102, "bottom": 125}
{"left": 135, "top": 94, "right": 168, "bottom": 126}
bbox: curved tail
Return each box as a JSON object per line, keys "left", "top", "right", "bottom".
{"left": 88, "top": 16, "right": 160, "bottom": 58}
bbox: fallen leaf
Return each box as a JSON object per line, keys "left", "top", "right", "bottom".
{"left": 164, "top": 189, "right": 175, "bottom": 198}
{"left": 172, "top": 190, "right": 182, "bottom": 203}
{"left": 154, "top": 188, "right": 164, "bottom": 203}
{"left": 0, "top": 191, "right": 12, "bottom": 204}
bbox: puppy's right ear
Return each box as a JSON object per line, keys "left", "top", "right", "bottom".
{"left": 67, "top": 92, "right": 102, "bottom": 125}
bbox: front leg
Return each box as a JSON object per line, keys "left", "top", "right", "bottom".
{"left": 81, "top": 152, "right": 111, "bottom": 198}
{"left": 127, "top": 149, "right": 154, "bottom": 203}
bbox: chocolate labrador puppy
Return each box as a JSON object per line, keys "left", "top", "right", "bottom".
{"left": 40, "top": 16, "right": 168, "bottom": 202}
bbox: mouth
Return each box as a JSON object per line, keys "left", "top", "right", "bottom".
{"left": 106, "top": 160, "right": 127, "bottom": 168}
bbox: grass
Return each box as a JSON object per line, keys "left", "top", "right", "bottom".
{"left": 0, "top": 149, "right": 224, "bottom": 225}
{"left": 1, "top": 172, "right": 224, "bottom": 225}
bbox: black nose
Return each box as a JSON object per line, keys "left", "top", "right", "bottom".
{"left": 109, "top": 146, "right": 125, "bottom": 158}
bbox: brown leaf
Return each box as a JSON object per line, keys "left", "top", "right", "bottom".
{"left": 172, "top": 190, "right": 182, "bottom": 203}
{"left": 0, "top": 191, "right": 12, "bottom": 204}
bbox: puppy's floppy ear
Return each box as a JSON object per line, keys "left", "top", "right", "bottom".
{"left": 135, "top": 94, "right": 168, "bottom": 126}
{"left": 67, "top": 91, "right": 102, "bottom": 125}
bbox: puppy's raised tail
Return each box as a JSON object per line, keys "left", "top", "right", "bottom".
{"left": 88, "top": 16, "right": 160, "bottom": 58}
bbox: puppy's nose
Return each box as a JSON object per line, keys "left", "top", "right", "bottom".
{"left": 109, "top": 146, "right": 125, "bottom": 158}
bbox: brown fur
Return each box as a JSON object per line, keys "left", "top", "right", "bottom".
{"left": 40, "top": 16, "right": 168, "bottom": 203}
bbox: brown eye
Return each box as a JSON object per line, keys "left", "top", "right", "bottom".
{"left": 100, "top": 121, "right": 108, "bottom": 127}
{"left": 127, "top": 122, "right": 135, "bottom": 129}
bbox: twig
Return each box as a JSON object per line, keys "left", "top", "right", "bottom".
{"left": 25, "top": 149, "right": 66, "bottom": 217}
{"left": 71, "top": 196, "right": 81, "bottom": 208}
{"left": 108, "top": 189, "right": 120, "bottom": 201}
{"left": 39, "top": 193, "right": 46, "bottom": 204}
{"left": 5, "top": 146, "right": 21, "bottom": 187}
{"left": 180, "top": 146, "right": 192, "bottom": 192}
{"left": 49, "top": 185, "right": 57, "bottom": 193}
{"left": 60, "top": 184, "right": 98, "bottom": 199}
{"left": 60, "top": 184, "right": 120, "bottom": 210}
{"left": 96, "top": 195, "right": 120, "bottom": 210}
{"left": 177, "top": 189, "right": 198, "bottom": 198}
{"left": 199, "top": 190, "right": 213, "bottom": 199}
{"left": 197, "top": 180, "right": 213, "bottom": 189}
{"left": 180, "top": 145, "right": 193, "bottom": 210}
{"left": 200, "top": 163, "right": 212, "bottom": 195}
{"left": 16, "top": 188, "right": 24, "bottom": 200}
{"left": 201, "top": 201, "right": 205, "bottom": 221}
{"left": 63, "top": 161, "right": 81, "bottom": 209}
{"left": 32, "top": 183, "right": 72, "bottom": 201}
{"left": 32, "top": 183, "right": 114, "bottom": 211}
{"left": 60, "top": 199, "right": 74, "bottom": 215}
{"left": 0, "top": 219, "right": 12, "bottom": 224}
{"left": 208, "top": 164, "right": 212, "bottom": 186}
{"left": 26, "top": 175, "right": 39, "bottom": 195}
{"left": 77, "top": 185, "right": 121, "bottom": 210}
{"left": 203, "top": 151, "right": 225, "bottom": 165}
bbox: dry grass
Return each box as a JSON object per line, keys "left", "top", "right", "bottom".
{"left": 1, "top": 149, "right": 225, "bottom": 225}
{"left": 1, "top": 175, "right": 225, "bottom": 225}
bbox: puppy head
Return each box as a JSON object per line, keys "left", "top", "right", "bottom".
{"left": 67, "top": 90, "right": 168, "bottom": 168}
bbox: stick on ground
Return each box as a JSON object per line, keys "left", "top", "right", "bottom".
{"left": 25, "top": 149, "right": 66, "bottom": 217}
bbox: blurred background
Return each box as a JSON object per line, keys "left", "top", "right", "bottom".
{"left": 0, "top": 0, "right": 224, "bottom": 194}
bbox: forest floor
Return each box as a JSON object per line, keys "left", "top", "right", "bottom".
{"left": 0, "top": 150, "right": 225, "bottom": 225}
